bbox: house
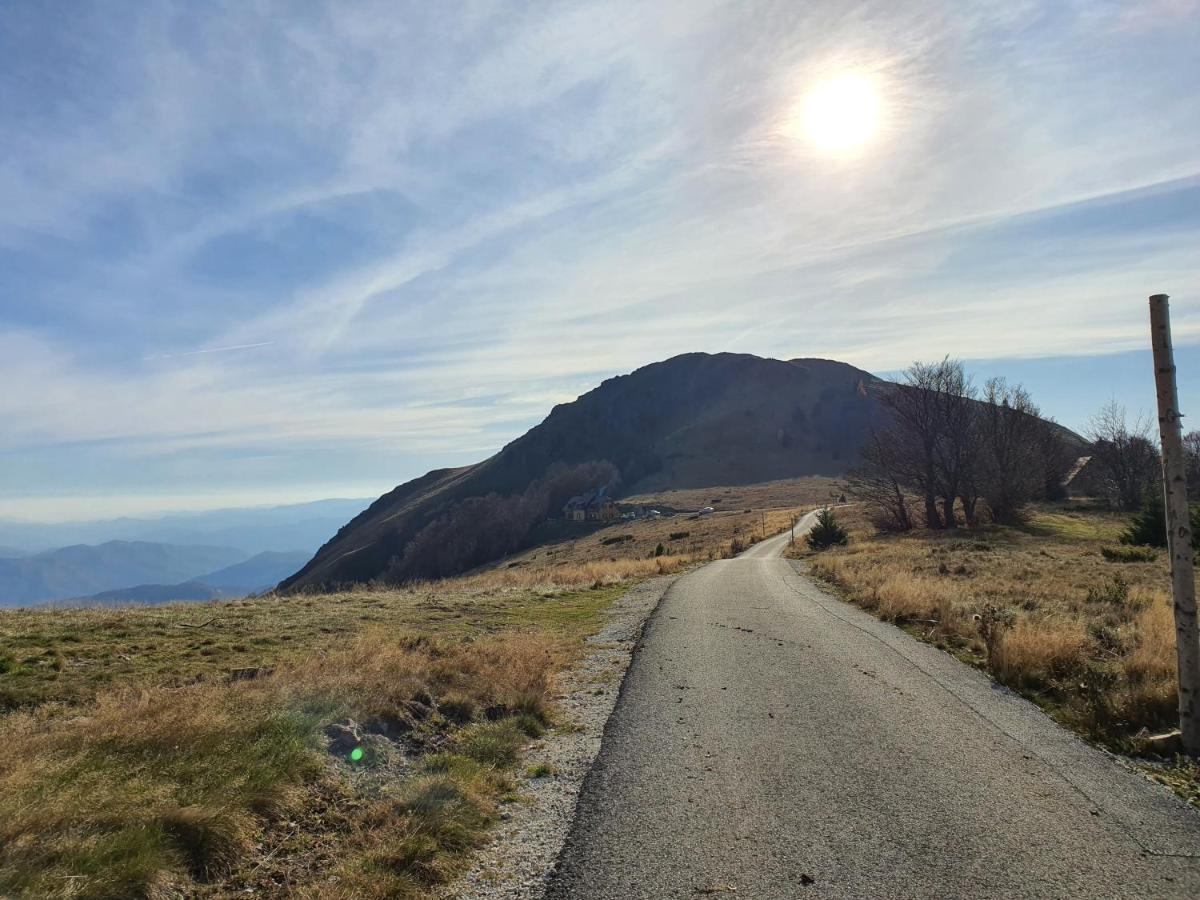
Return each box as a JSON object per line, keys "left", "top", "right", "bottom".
{"left": 562, "top": 485, "right": 619, "bottom": 522}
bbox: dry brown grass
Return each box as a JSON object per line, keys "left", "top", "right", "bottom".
{"left": 495, "top": 504, "right": 804, "bottom": 586}
{"left": 797, "top": 502, "right": 1185, "bottom": 752}
{"left": 0, "top": 562, "right": 637, "bottom": 898}
{"left": 622, "top": 476, "right": 840, "bottom": 512}
{"left": 0, "top": 628, "right": 562, "bottom": 898}
{"left": 447, "top": 554, "right": 690, "bottom": 592}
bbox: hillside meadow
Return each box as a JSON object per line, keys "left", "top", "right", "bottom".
{"left": 0, "top": 485, "right": 818, "bottom": 899}
{"left": 790, "top": 501, "right": 1199, "bottom": 804}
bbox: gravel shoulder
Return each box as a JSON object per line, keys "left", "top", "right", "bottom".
{"left": 440, "top": 575, "right": 678, "bottom": 900}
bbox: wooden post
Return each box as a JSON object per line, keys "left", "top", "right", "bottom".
{"left": 790, "top": 515, "right": 796, "bottom": 546}
{"left": 1149, "top": 293, "right": 1200, "bottom": 755}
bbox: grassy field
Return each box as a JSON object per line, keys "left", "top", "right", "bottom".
{"left": 0, "top": 481, "right": 823, "bottom": 898}
{"left": 790, "top": 501, "right": 1199, "bottom": 804}
{"left": 0, "top": 575, "right": 630, "bottom": 898}
{"left": 497, "top": 476, "right": 835, "bottom": 580}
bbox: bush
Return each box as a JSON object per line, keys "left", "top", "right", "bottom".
{"left": 1120, "top": 490, "right": 1200, "bottom": 550}
{"left": 1101, "top": 545, "right": 1157, "bottom": 563}
{"left": 654, "top": 543, "right": 665, "bottom": 557}
{"left": 806, "top": 507, "right": 849, "bottom": 551}
{"left": 1120, "top": 490, "right": 1166, "bottom": 547}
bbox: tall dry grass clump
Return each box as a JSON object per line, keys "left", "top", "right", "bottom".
{"left": 802, "top": 504, "right": 1191, "bottom": 753}
{"left": 292, "top": 630, "right": 562, "bottom": 724}
{"left": 989, "top": 618, "right": 1090, "bottom": 690}
{"left": 1118, "top": 588, "right": 1178, "bottom": 729}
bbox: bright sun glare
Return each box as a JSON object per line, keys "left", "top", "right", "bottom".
{"left": 801, "top": 72, "right": 881, "bottom": 153}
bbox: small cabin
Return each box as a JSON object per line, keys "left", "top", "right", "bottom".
{"left": 562, "top": 486, "right": 618, "bottom": 522}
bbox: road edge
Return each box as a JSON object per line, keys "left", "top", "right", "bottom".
{"left": 441, "top": 574, "right": 680, "bottom": 899}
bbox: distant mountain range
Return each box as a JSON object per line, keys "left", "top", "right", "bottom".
{"left": 0, "top": 541, "right": 248, "bottom": 607}
{"left": 69, "top": 550, "right": 312, "bottom": 607}
{"left": 0, "top": 498, "right": 372, "bottom": 556}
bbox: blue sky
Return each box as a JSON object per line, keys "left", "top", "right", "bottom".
{"left": 2, "top": 0, "right": 1198, "bottom": 521}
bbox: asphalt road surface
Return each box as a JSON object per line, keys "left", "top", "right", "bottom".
{"left": 546, "top": 513, "right": 1200, "bottom": 899}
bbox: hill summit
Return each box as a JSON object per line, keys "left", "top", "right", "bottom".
{"left": 282, "top": 353, "right": 883, "bottom": 592}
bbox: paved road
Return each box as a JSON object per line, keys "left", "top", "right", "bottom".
{"left": 546, "top": 514, "right": 1200, "bottom": 899}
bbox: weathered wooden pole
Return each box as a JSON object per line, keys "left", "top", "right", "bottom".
{"left": 1149, "top": 293, "right": 1200, "bottom": 755}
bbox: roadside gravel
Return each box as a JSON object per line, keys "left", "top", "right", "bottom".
{"left": 440, "top": 575, "right": 678, "bottom": 900}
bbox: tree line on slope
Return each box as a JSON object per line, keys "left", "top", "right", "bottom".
{"left": 385, "top": 461, "right": 619, "bottom": 582}
{"left": 845, "top": 357, "right": 1180, "bottom": 531}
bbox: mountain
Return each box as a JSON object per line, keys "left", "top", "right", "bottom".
{"left": 0, "top": 498, "right": 372, "bottom": 557}
{"left": 282, "top": 353, "right": 887, "bottom": 592}
{"left": 0, "top": 546, "right": 26, "bottom": 559}
{"left": 0, "top": 541, "right": 248, "bottom": 607}
{"left": 59, "top": 551, "right": 311, "bottom": 608}
{"left": 195, "top": 551, "right": 311, "bottom": 592}
{"left": 75, "top": 581, "right": 223, "bottom": 606}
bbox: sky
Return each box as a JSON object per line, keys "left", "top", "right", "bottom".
{"left": 2, "top": 0, "right": 1199, "bottom": 522}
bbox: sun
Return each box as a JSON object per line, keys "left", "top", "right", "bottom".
{"left": 800, "top": 72, "right": 881, "bottom": 154}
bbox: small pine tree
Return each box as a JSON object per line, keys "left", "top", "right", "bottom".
{"left": 654, "top": 543, "right": 665, "bottom": 557}
{"left": 807, "top": 507, "right": 849, "bottom": 551}
{"left": 1120, "top": 489, "right": 1200, "bottom": 550}
{"left": 1120, "top": 489, "right": 1166, "bottom": 548}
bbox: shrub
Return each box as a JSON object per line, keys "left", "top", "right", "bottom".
{"left": 1120, "top": 490, "right": 1166, "bottom": 548}
{"left": 1101, "top": 545, "right": 1157, "bottom": 563}
{"left": 1119, "top": 490, "right": 1200, "bottom": 550}
{"left": 601, "top": 534, "right": 633, "bottom": 546}
{"left": 806, "top": 507, "right": 849, "bottom": 551}
{"left": 669, "top": 531, "right": 690, "bottom": 541}
{"left": 1086, "top": 575, "right": 1129, "bottom": 606}
{"left": 454, "top": 720, "right": 526, "bottom": 768}
{"left": 654, "top": 543, "right": 665, "bottom": 557}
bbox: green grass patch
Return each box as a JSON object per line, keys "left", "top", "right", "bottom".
{"left": 1024, "top": 510, "right": 1127, "bottom": 542}
{"left": 1101, "top": 545, "right": 1158, "bottom": 563}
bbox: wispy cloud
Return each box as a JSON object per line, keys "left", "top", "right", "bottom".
{"left": 1, "top": 0, "right": 1198, "bottom": 518}
{"left": 142, "top": 341, "right": 275, "bottom": 361}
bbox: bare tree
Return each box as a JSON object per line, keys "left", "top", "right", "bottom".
{"left": 844, "top": 430, "right": 912, "bottom": 531}
{"left": 1085, "top": 401, "right": 1160, "bottom": 511}
{"left": 882, "top": 361, "right": 948, "bottom": 528}
{"left": 929, "top": 360, "right": 978, "bottom": 527}
{"left": 977, "top": 378, "right": 1046, "bottom": 524}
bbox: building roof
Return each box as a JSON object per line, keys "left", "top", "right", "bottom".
{"left": 563, "top": 485, "right": 612, "bottom": 512}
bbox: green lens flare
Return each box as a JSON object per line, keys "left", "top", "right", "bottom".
{"left": 350, "top": 747, "right": 364, "bottom": 762}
